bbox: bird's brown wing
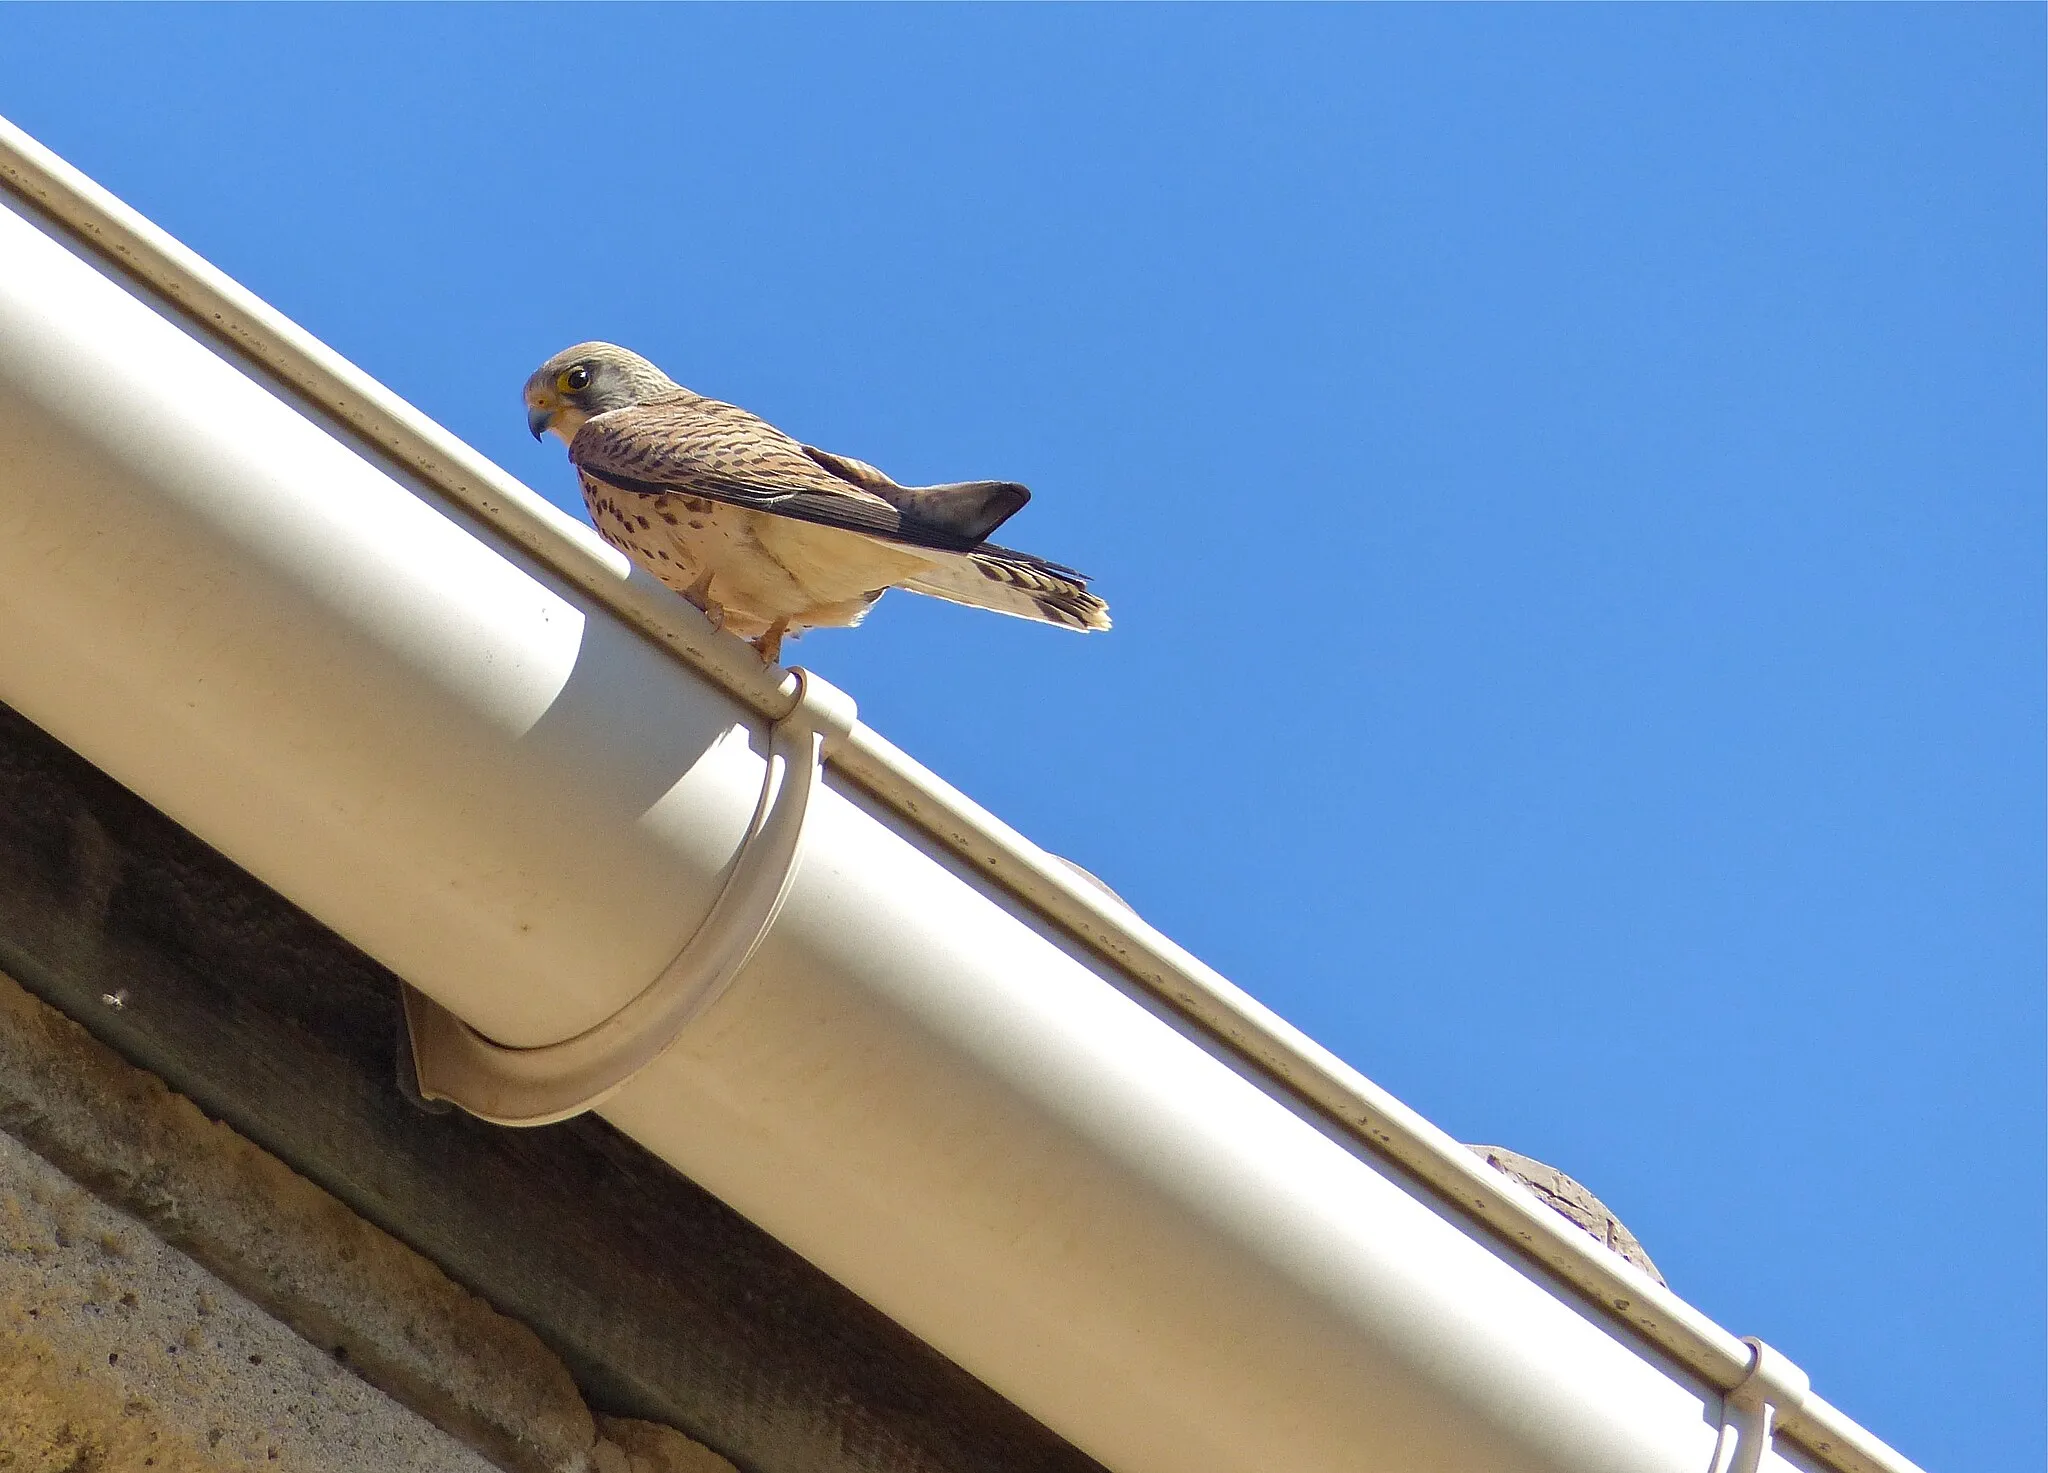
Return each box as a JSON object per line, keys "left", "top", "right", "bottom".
{"left": 799, "top": 444, "right": 902, "bottom": 494}
{"left": 572, "top": 396, "right": 987, "bottom": 554}
{"left": 802, "top": 444, "right": 1034, "bottom": 544}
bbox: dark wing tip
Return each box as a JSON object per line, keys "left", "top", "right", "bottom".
{"left": 887, "top": 480, "right": 1030, "bottom": 544}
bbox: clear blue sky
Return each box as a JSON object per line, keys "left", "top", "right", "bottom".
{"left": 3, "top": 8, "right": 2038, "bottom": 1470}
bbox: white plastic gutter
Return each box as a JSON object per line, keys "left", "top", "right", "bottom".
{"left": 0, "top": 117, "right": 1922, "bottom": 1473}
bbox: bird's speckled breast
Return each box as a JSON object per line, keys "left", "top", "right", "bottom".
{"left": 579, "top": 474, "right": 919, "bottom": 637}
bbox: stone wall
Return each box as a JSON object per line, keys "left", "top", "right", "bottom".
{"left": 0, "top": 966, "right": 727, "bottom": 1473}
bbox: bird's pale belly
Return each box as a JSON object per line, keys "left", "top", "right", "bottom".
{"left": 582, "top": 483, "right": 932, "bottom": 637}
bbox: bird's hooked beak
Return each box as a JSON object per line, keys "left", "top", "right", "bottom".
{"left": 528, "top": 403, "right": 556, "bottom": 441}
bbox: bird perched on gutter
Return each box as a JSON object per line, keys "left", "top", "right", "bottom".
{"left": 523, "top": 342, "right": 1110, "bottom": 663}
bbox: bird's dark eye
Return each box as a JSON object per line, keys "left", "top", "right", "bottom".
{"left": 560, "top": 364, "right": 593, "bottom": 394}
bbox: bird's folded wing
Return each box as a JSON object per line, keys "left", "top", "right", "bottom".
{"left": 799, "top": 444, "right": 1032, "bottom": 543}
{"left": 799, "top": 444, "right": 902, "bottom": 493}
{"left": 574, "top": 399, "right": 988, "bottom": 554}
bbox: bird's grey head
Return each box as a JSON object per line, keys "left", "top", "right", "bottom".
{"left": 524, "top": 342, "right": 681, "bottom": 443}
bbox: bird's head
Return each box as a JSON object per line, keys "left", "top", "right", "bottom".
{"left": 523, "top": 342, "right": 680, "bottom": 444}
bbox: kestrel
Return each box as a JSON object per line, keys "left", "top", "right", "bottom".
{"left": 523, "top": 342, "right": 1110, "bottom": 663}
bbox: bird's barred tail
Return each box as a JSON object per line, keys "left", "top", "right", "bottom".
{"left": 903, "top": 545, "right": 1111, "bottom": 632}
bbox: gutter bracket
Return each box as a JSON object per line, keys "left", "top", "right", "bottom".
{"left": 1709, "top": 1337, "right": 1811, "bottom": 1473}
{"left": 400, "top": 668, "right": 857, "bottom": 1127}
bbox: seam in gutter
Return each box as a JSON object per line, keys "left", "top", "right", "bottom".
{"left": 0, "top": 114, "right": 1920, "bottom": 1473}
